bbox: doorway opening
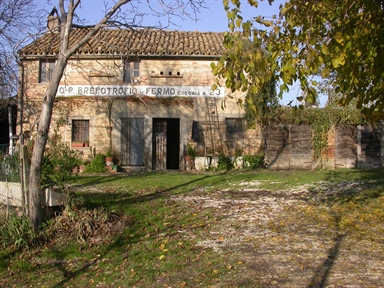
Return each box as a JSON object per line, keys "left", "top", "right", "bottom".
{"left": 152, "top": 118, "right": 180, "bottom": 170}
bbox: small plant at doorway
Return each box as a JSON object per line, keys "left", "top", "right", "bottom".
{"left": 105, "top": 148, "right": 114, "bottom": 167}
{"left": 184, "top": 145, "right": 196, "bottom": 170}
{"left": 186, "top": 145, "right": 196, "bottom": 159}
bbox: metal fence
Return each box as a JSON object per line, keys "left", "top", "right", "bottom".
{"left": 0, "top": 144, "right": 25, "bottom": 215}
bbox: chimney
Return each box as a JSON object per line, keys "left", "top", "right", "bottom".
{"left": 47, "top": 7, "right": 60, "bottom": 32}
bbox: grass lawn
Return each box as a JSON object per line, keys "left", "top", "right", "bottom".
{"left": 1, "top": 169, "right": 384, "bottom": 287}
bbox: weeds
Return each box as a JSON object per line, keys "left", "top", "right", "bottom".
{"left": 0, "top": 213, "right": 36, "bottom": 250}
{"left": 46, "top": 194, "right": 127, "bottom": 244}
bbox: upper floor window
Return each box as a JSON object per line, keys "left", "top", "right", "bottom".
{"left": 72, "top": 120, "right": 89, "bottom": 142}
{"left": 123, "top": 60, "right": 140, "bottom": 83}
{"left": 39, "top": 59, "right": 55, "bottom": 83}
{"left": 226, "top": 118, "right": 245, "bottom": 134}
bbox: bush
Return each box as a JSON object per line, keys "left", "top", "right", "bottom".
{"left": 84, "top": 153, "right": 106, "bottom": 173}
{"left": 42, "top": 141, "right": 83, "bottom": 189}
{"left": 243, "top": 153, "right": 265, "bottom": 169}
{"left": 41, "top": 127, "right": 83, "bottom": 189}
{"left": 217, "top": 153, "right": 233, "bottom": 171}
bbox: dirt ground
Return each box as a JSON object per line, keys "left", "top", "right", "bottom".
{"left": 171, "top": 180, "right": 384, "bottom": 287}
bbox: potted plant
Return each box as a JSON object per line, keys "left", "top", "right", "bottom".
{"left": 105, "top": 148, "right": 114, "bottom": 166}
{"left": 184, "top": 145, "right": 196, "bottom": 170}
{"left": 71, "top": 141, "right": 84, "bottom": 148}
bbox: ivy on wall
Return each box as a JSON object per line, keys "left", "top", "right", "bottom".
{"left": 258, "top": 106, "right": 369, "bottom": 159}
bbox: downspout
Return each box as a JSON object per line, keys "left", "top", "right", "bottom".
{"left": 17, "top": 60, "right": 24, "bottom": 143}
{"left": 18, "top": 60, "right": 27, "bottom": 215}
{"left": 107, "top": 99, "right": 114, "bottom": 152}
{"left": 8, "top": 105, "right": 13, "bottom": 155}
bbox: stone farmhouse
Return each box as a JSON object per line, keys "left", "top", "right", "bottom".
{"left": 17, "top": 17, "right": 384, "bottom": 171}
{"left": 17, "top": 18, "right": 262, "bottom": 171}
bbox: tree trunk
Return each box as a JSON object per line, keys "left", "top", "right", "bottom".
{"left": 28, "top": 55, "right": 69, "bottom": 229}
{"left": 27, "top": 0, "right": 130, "bottom": 230}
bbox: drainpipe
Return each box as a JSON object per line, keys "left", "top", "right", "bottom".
{"left": 8, "top": 105, "right": 13, "bottom": 155}
{"left": 18, "top": 60, "right": 27, "bottom": 215}
{"left": 17, "top": 60, "right": 24, "bottom": 144}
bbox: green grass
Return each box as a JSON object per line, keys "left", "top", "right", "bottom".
{"left": 1, "top": 169, "right": 384, "bottom": 287}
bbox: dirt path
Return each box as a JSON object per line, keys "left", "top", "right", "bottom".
{"left": 172, "top": 181, "right": 384, "bottom": 287}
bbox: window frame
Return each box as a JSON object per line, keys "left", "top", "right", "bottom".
{"left": 123, "top": 60, "right": 140, "bottom": 83}
{"left": 226, "top": 118, "right": 245, "bottom": 135}
{"left": 39, "top": 59, "right": 55, "bottom": 83}
{"left": 71, "top": 119, "right": 90, "bottom": 143}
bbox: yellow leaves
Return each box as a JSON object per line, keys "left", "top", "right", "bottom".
{"left": 334, "top": 32, "right": 344, "bottom": 44}
{"left": 254, "top": 15, "right": 273, "bottom": 27}
{"left": 236, "top": 18, "right": 242, "bottom": 29}
{"left": 229, "top": 21, "right": 235, "bottom": 32}
{"left": 332, "top": 53, "right": 346, "bottom": 68}
{"left": 248, "top": 0, "right": 258, "bottom": 8}
{"left": 321, "top": 45, "right": 329, "bottom": 55}
{"left": 321, "top": 67, "right": 330, "bottom": 78}
{"left": 178, "top": 281, "right": 187, "bottom": 287}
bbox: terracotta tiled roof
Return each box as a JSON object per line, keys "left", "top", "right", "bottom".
{"left": 19, "top": 28, "right": 225, "bottom": 57}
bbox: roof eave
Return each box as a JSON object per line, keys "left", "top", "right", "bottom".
{"left": 18, "top": 53, "right": 222, "bottom": 61}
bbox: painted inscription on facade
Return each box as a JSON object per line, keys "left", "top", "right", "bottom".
{"left": 57, "top": 85, "right": 225, "bottom": 97}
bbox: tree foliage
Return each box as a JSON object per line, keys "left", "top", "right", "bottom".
{"left": 213, "top": 0, "right": 384, "bottom": 119}
{"left": 244, "top": 74, "right": 278, "bottom": 126}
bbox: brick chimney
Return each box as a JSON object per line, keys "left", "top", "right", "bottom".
{"left": 47, "top": 7, "right": 60, "bottom": 32}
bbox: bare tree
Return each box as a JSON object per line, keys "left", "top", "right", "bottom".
{"left": 28, "top": 0, "right": 206, "bottom": 230}
{"left": 0, "top": 0, "right": 38, "bottom": 102}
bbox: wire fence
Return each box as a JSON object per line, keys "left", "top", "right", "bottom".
{"left": 0, "top": 144, "right": 25, "bottom": 215}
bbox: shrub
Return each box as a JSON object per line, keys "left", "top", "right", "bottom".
{"left": 217, "top": 153, "right": 233, "bottom": 171}
{"left": 42, "top": 141, "right": 83, "bottom": 189}
{"left": 243, "top": 153, "right": 265, "bottom": 169}
{"left": 84, "top": 153, "right": 106, "bottom": 173}
{"left": 41, "top": 126, "right": 83, "bottom": 189}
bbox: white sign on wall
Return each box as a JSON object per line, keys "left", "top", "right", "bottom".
{"left": 57, "top": 85, "right": 225, "bottom": 98}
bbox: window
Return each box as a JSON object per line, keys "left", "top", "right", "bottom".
{"left": 226, "top": 118, "right": 244, "bottom": 134}
{"left": 72, "top": 120, "right": 89, "bottom": 142}
{"left": 39, "top": 59, "right": 55, "bottom": 83}
{"left": 123, "top": 61, "right": 140, "bottom": 83}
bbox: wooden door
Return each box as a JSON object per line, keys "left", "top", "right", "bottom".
{"left": 121, "top": 118, "right": 144, "bottom": 166}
